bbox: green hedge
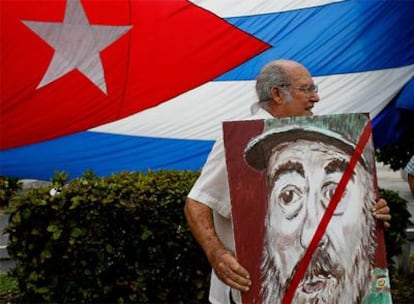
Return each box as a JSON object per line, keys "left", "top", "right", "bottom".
{"left": 5, "top": 170, "right": 210, "bottom": 303}
{"left": 3, "top": 170, "right": 412, "bottom": 303}
{"left": 0, "top": 176, "right": 21, "bottom": 209}
{"left": 380, "top": 188, "right": 412, "bottom": 273}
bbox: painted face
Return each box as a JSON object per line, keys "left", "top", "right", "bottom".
{"left": 261, "top": 140, "right": 376, "bottom": 304}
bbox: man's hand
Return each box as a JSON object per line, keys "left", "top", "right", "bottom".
{"left": 372, "top": 198, "right": 391, "bottom": 228}
{"left": 184, "top": 198, "right": 252, "bottom": 292}
{"left": 209, "top": 248, "right": 251, "bottom": 292}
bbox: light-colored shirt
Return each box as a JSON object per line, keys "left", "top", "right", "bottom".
{"left": 405, "top": 155, "right": 414, "bottom": 176}
{"left": 188, "top": 108, "right": 272, "bottom": 304}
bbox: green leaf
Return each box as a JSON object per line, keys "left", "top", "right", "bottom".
{"left": 40, "top": 249, "right": 52, "bottom": 261}
{"left": 70, "top": 227, "right": 84, "bottom": 238}
{"left": 28, "top": 271, "right": 38, "bottom": 282}
{"left": 36, "top": 286, "right": 49, "bottom": 294}
{"left": 10, "top": 212, "right": 21, "bottom": 224}
{"left": 105, "top": 244, "right": 113, "bottom": 254}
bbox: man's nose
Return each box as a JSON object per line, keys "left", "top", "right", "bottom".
{"left": 310, "top": 92, "right": 320, "bottom": 103}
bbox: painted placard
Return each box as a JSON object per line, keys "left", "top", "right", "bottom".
{"left": 223, "top": 113, "right": 392, "bottom": 304}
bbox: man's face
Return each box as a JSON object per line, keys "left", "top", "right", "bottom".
{"left": 261, "top": 139, "right": 375, "bottom": 303}
{"left": 278, "top": 65, "right": 320, "bottom": 117}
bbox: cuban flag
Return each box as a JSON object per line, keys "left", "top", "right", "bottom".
{"left": 1, "top": 0, "right": 413, "bottom": 180}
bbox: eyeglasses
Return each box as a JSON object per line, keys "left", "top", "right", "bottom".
{"left": 281, "top": 84, "right": 319, "bottom": 95}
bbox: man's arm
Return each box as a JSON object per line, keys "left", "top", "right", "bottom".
{"left": 408, "top": 174, "right": 414, "bottom": 195}
{"left": 184, "top": 198, "right": 251, "bottom": 292}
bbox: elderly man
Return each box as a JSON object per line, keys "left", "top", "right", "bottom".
{"left": 244, "top": 116, "right": 381, "bottom": 303}
{"left": 184, "top": 60, "right": 391, "bottom": 304}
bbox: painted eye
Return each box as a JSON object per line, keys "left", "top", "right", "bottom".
{"left": 270, "top": 173, "right": 306, "bottom": 219}
{"left": 322, "top": 183, "right": 337, "bottom": 201}
{"left": 278, "top": 186, "right": 302, "bottom": 205}
{"left": 321, "top": 182, "right": 347, "bottom": 215}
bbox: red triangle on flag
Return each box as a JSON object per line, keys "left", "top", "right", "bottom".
{"left": 1, "top": 0, "right": 270, "bottom": 149}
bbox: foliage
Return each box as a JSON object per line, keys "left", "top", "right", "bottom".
{"left": 376, "top": 129, "right": 414, "bottom": 171}
{"left": 390, "top": 253, "right": 414, "bottom": 303}
{"left": 50, "top": 170, "right": 69, "bottom": 188}
{"left": 0, "top": 176, "right": 22, "bottom": 209}
{"left": 5, "top": 170, "right": 210, "bottom": 303}
{"left": 380, "top": 188, "right": 412, "bottom": 276}
{"left": 0, "top": 273, "right": 19, "bottom": 302}
{"left": 3, "top": 170, "right": 413, "bottom": 303}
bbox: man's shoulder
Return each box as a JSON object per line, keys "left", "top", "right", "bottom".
{"left": 245, "top": 107, "right": 273, "bottom": 121}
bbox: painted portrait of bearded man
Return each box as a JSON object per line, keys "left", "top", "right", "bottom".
{"left": 223, "top": 113, "right": 392, "bottom": 304}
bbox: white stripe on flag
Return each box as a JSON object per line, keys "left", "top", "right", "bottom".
{"left": 91, "top": 65, "right": 414, "bottom": 140}
{"left": 190, "top": 0, "right": 345, "bottom": 17}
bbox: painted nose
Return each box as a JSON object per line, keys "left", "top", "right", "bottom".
{"left": 300, "top": 199, "right": 327, "bottom": 249}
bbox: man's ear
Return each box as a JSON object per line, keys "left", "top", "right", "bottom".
{"left": 271, "top": 86, "right": 284, "bottom": 105}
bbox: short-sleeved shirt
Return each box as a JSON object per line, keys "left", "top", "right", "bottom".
{"left": 405, "top": 155, "right": 414, "bottom": 176}
{"left": 188, "top": 108, "right": 272, "bottom": 304}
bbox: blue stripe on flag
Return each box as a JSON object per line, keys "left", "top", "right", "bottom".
{"left": 0, "top": 132, "right": 213, "bottom": 180}
{"left": 217, "top": 0, "right": 414, "bottom": 80}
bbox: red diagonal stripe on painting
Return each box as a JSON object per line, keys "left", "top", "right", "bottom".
{"left": 1, "top": 0, "right": 270, "bottom": 149}
{"left": 282, "top": 122, "right": 372, "bottom": 304}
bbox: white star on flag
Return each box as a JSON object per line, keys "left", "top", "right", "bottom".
{"left": 22, "top": 0, "right": 132, "bottom": 94}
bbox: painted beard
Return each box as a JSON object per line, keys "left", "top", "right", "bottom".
{"left": 261, "top": 244, "right": 341, "bottom": 303}
{"left": 260, "top": 165, "right": 377, "bottom": 304}
{"left": 260, "top": 214, "right": 376, "bottom": 304}
{"left": 290, "top": 247, "right": 344, "bottom": 303}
